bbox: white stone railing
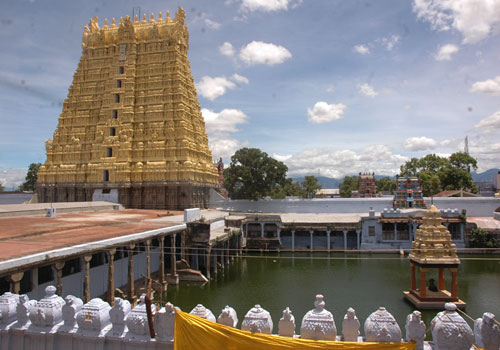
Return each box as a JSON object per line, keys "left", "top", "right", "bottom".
{"left": 1, "top": 288, "right": 498, "bottom": 350}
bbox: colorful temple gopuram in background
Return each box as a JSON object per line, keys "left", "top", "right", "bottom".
{"left": 36, "top": 8, "right": 218, "bottom": 209}
{"left": 393, "top": 176, "right": 426, "bottom": 209}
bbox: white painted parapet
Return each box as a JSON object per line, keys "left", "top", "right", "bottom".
{"left": 405, "top": 311, "right": 426, "bottom": 350}
{"left": 474, "top": 312, "right": 500, "bottom": 350}
{"left": 241, "top": 305, "right": 273, "bottom": 334}
{"left": 184, "top": 208, "right": 201, "bottom": 222}
{"left": 278, "top": 307, "right": 295, "bottom": 337}
{"left": 364, "top": 307, "right": 401, "bottom": 343}
{"left": 0, "top": 288, "right": 495, "bottom": 350}
{"left": 342, "top": 307, "right": 360, "bottom": 342}
{"left": 431, "top": 303, "right": 473, "bottom": 350}
{"left": 217, "top": 305, "right": 238, "bottom": 328}
{"left": 190, "top": 304, "right": 216, "bottom": 322}
{"left": 300, "top": 294, "right": 337, "bottom": 340}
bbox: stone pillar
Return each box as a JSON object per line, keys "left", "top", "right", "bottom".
{"left": 450, "top": 268, "right": 458, "bottom": 300}
{"left": 55, "top": 261, "right": 65, "bottom": 296}
{"left": 343, "top": 230, "right": 348, "bottom": 250}
{"left": 226, "top": 242, "right": 230, "bottom": 264}
{"left": 83, "top": 254, "right": 92, "bottom": 303}
{"left": 419, "top": 268, "right": 427, "bottom": 298}
{"left": 206, "top": 247, "right": 211, "bottom": 279}
{"left": 277, "top": 229, "right": 281, "bottom": 241}
{"left": 107, "top": 248, "right": 116, "bottom": 305}
{"left": 460, "top": 223, "right": 464, "bottom": 241}
{"left": 438, "top": 268, "right": 445, "bottom": 290}
{"left": 394, "top": 223, "right": 398, "bottom": 241}
{"left": 159, "top": 236, "right": 166, "bottom": 287}
{"left": 146, "top": 240, "right": 151, "bottom": 279}
{"left": 291, "top": 230, "right": 295, "bottom": 251}
{"left": 181, "top": 231, "right": 187, "bottom": 260}
{"left": 171, "top": 235, "right": 177, "bottom": 276}
{"left": 411, "top": 264, "right": 416, "bottom": 290}
{"left": 309, "top": 230, "right": 314, "bottom": 252}
{"left": 327, "top": 230, "right": 331, "bottom": 251}
{"left": 356, "top": 229, "right": 361, "bottom": 249}
{"left": 260, "top": 222, "right": 264, "bottom": 238}
{"left": 128, "top": 244, "right": 136, "bottom": 304}
{"left": 9, "top": 272, "right": 24, "bottom": 294}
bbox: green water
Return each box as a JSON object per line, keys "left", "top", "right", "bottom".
{"left": 166, "top": 253, "right": 500, "bottom": 334}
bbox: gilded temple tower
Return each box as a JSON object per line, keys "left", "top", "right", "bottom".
{"left": 36, "top": 8, "right": 218, "bottom": 209}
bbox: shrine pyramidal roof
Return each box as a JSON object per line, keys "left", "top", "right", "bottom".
{"left": 409, "top": 205, "right": 460, "bottom": 266}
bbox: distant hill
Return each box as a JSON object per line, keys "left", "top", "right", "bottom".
{"left": 471, "top": 168, "right": 499, "bottom": 182}
{"left": 293, "top": 169, "right": 499, "bottom": 189}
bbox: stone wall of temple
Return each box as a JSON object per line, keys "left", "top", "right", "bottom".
{"left": 36, "top": 8, "right": 217, "bottom": 209}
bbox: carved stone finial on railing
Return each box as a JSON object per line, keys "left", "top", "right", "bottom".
{"left": 300, "top": 295, "right": 336, "bottom": 340}
{"left": 364, "top": 307, "right": 401, "bottom": 343}
{"left": 474, "top": 312, "right": 500, "bottom": 350}
{"left": 107, "top": 297, "right": 131, "bottom": 338}
{"left": 217, "top": 305, "right": 238, "bottom": 328}
{"left": 59, "top": 295, "right": 83, "bottom": 332}
{"left": 29, "top": 286, "right": 65, "bottom": 329}
{"left": 76, "top": 298, "right": 111, "bottom": 336}
{"left": 342, "top": 307, "right": 360, "bottom": 342}
{"left": 241, "top": 305, "right": 273, "bottom": 334}
{"left": 125, "top": 294, "right": 155, "bottom": 341}
{"left": 190, "top": 304, "right": 216, "bottom": 322}
{"left": 0, "top": 292, "right": 20, "bottom": 327}
{"left": 431, "top": 303, "right": 473, "bottom": 350}
{"left": 405, "top": 311, "right": 426, "bottom": 350}
{"left": 278, "top": 307, "right": 295, "bottom": 337}
{"left": 14, "top": 294, "right": 36, "bottom": 329}
{"left": 154, "top": 302, "right": 177, "bottom": 342}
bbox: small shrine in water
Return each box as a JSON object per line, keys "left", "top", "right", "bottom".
{"left": 404, "top": 205, "right": 466, "bottom": 309}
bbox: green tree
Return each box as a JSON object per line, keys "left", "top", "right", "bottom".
{"left": 469, "top": 228, "right": 500, "bottom": 248}
{"left": 19, "top": 163, "right": 42, "bottom": 192}
{"left": 375, "top": 177, "right": 396, "bottom": 193}
{"left": 339, "top": 176, "right": 359, "bottom": 198}
{"left": 223, "top": 148, "right": 288, "bottom": 200}
{"left": 0, "top": 182, "right": 4, "bottom": 192}
{"left": 302, "top": 176, "right": 322, "bottom": 198}
{"left": 399, "top": 152, "right": 477, "bottom": 195}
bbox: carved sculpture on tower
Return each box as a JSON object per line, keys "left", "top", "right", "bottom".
{"left": 36, "top": 8, "right": 218, "bottom": 209}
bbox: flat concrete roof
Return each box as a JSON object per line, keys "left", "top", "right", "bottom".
{"left": 468, "top": 217, "right": 500, "bottom": 231}
{"left": 0, "top": 208, "right": 185, "bottom": 265}
{"left": 280, "top": 213, "right": 363, "bottom": 224}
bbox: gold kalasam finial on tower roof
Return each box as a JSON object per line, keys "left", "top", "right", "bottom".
{"left": 103, "top": 19, "right": 109, "bottom": 29}
{"left": 158, "top": 12, "right": 163, "bottom": 22}
{"left": 150, "top": 13, "right": 155, "bottom": 23}
{"left": 142, "top": 14, "right": 147, "bottom": 23}
{"left": 111, "top": 18, "right": 116, "bottom": 28}
{"left": 166, "top": 11, "right": 172, "bottom": 23}
{"left": 134, "top": 15, "right": 138, "bottom": 22}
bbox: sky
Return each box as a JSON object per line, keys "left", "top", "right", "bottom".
{"left": 1, "top": 0, "right": 500, "bottom": 189}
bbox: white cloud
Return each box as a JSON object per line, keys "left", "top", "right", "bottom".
{"left": 359, "top": 83, "right": 378, "bottom": 98}
{"left": 403, "top": 105, "right": 412, "bottom": 111}
{"left": 380, "top": 35, "right": 400, "bottom": 51}
{"left": 435, "top": 44, "right": 459, "bottom": 61}
{"left": 195, "top": 76, "right": 237, "bottom": 101}
{"left": 202, "top": 108, "right": 249, "bottom": 134}
{"left": 219, "top": 42, "right": 235, "bottom": 57}
{"left": 404, "top": 136, "right": 438, "bottom": 151}
{"left": 239, "top": 41, "right": 292, "bottom": 66}
{"left": 353, "top": 44, "right": 371, "bottom": 55}
{"left": 412, "top": 0, "right": 500, "bottom": 44}
{"left": 240, "top": 0, "right": 290, "bottom": 12}
{"left": 470, "top": 76, "right": 500, "bottom": 96}
{"left": 474, "top": 111, "right": 500, "bottom": 132}
{"left": 204, "top": 18, "right": 221, "bottom": 30}
{"left": 307, "top": 102, "right": 346, "bottom": 124}
{"left": 272, "top": 153, "right": 292, "bottom": 162}
{"left": 209, "top": 137, "right": 243, "bottom": 160}
{"left": 0, "top": 168, "right": 26, "bottom": 190}
{"left": 277, "top": 145, "right": 408, "bottom": 178}
{"left": 231, "top": 73, "right": 249, "bottom": 84}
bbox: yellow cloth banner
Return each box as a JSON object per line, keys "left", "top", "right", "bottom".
{"left": 174, "top": 310, "right": 416, "bottom": 350}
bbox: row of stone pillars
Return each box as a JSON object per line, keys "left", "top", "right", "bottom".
{"left": 277, "top": 229, "right": 362, "bottom": 251}
{"left": 7, "top": 231, "right": 186, "bottom": 306}
{"left": 203, "top": 235, "right": 242, "bottom": 280}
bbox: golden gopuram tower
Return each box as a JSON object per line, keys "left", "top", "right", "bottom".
{"left": 36, "top": 8, "right": 218, "bottom": 209}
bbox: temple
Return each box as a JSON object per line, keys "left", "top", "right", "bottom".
{"left": 393, "top": 176, "right": 426, "bottom": 209}
{"left": 36, "top": 8, "right": 218, "bottom": 209}
{"left": 352, "top": 172, "right": 377, "bottom": 198}
{"left": 404, "top": 205, "right": 466, "bottom": 309}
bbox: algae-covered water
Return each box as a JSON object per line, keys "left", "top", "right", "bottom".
{"left": 166, "top": 253, "right": 500, "bottom": 334}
